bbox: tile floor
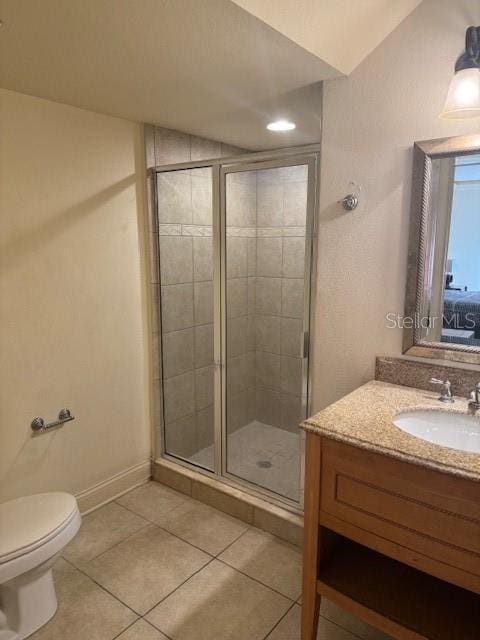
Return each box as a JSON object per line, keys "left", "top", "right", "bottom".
{"left": 191, "top": 421, "right": 302, "bottom": 501}
{"left": 32, "top": 481, "right": 392, "bottom": 640}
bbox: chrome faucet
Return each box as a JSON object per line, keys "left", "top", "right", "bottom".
{"left": 468, "top": 383, "right": 480, "bottom": 412}
{"left": 430, "top": 378, "right": 454, "bottom": 403}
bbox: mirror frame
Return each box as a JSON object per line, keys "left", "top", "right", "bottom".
{"left": 403, "top": 133, "right": 480, "bottom": 365}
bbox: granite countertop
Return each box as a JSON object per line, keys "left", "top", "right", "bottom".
{"left": 302, "top": 380, "right": 480, "bottom": 482}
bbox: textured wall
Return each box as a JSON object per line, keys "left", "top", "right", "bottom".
{"left": 312, "top": 0, "right": 480, "bottom": 412}
{"left": 0, "top": 89, "right": 151, "bottom": 502}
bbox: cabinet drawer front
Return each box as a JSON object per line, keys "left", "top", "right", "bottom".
{"left": 320, "top": 439, "right": 480, "bottom": 576}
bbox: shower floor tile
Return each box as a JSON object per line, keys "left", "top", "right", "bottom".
{"left": 191, "top": 421, "right": 302, "bottom": 501}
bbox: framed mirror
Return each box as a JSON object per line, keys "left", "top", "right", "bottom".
{"left": 404, "top": 134, "right": 480, "bottom": 365}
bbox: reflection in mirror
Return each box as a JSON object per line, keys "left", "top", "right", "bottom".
{"left": 422, "top": 154, "right": 480, "bottom": 348}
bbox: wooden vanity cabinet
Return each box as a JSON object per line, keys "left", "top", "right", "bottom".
{"left": 302, "top": 432, "right": 480, "bottom": 640}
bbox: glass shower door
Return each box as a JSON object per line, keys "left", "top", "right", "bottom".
{"left": 157, "top": 167, "right": 215, "bottom": 470}
{"left": 223, "top": 161, "right": 312, "bottom": 502}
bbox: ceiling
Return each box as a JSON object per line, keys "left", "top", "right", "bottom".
{"left": 0, "top": 0, "right": 421, "bottom": 150}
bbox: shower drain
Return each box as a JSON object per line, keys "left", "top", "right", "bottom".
{"left": 257, "top": 460, "right": 272, "bottom": 469}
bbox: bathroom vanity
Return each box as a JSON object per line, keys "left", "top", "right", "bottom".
{"left": 301, "top": 381, "right": 480, "bottom": 640}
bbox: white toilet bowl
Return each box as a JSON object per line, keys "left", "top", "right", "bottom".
{"left": 0, "top": 493, "right": 81, "bottom": 639}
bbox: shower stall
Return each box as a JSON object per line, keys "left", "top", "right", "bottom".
{"left": 150, "top": 145, "right": 319, "bottom": 506}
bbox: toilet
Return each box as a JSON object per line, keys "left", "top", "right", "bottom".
{"left": 0, "top": 493, "right": 81, "bottom": 639}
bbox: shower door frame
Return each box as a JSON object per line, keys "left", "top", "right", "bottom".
{"left": 150, "top": 143, "right": 320, "bottom": 510}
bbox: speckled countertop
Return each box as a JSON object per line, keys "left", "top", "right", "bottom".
{"left": 302, "top": 380, "right": 480, "bottom": 482}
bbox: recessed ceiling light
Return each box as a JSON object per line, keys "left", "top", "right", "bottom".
{"left": 266, "top": 120, "right": 296, "bottom": 132}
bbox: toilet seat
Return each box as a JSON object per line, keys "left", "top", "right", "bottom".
{"left": 0, "top": 493, "right": 80, "bottom": 584}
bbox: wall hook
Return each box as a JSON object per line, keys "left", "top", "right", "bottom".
{"left": 338, "top": 182, "right": 361, "bottom": 211}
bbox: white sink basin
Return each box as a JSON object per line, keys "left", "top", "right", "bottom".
{"left": 393, "top": 410, "right": 480, "bottom": 453}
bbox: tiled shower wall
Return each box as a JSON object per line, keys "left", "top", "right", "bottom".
{"left": 251, "top": 166, "right": 308, "bottom": 433}
{"left": 146, "top": 126, "right": 245, "bottom": 460}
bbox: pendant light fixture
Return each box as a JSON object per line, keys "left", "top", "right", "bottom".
{"left": 440, "top": 26, "right": 480, "bottom": 119}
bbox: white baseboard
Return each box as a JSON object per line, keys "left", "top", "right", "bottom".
{"left": 75, "top": 459, "right": 152, "bottom": 515}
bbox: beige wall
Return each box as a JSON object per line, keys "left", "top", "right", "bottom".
{"left": 312, "top": 0, "right": 480, "bottom": 412}
{"left": 0, "top": 89, "right": 151, "bottom": 504}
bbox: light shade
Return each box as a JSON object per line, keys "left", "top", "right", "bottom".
{"left": 440, "top": 67, "right": 480, "bottom": 119}
{"left": 266, "top": 120, "right": 296, "bottom": 131}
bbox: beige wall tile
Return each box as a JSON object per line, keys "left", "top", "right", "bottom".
{"left": 255, "top": 388, "right": 281, "bottom": 427}
{"left": 283, "top": 181, "right": 307, "bottom": 227}
{"left": 156, "top": 171, "right": 191, "bottom": 224}
{"left": 257, "top": 238, "right": 282, "bottom": 277}
{"left": 255, "top": 315, "right": 281, "bottom": 353}
{"left": 226, "top": 180, "right": 256, "bottom": 227}
{"left": 194, "top": 280, "right": 213, "bottom": 324}
{"left": 247, "top": 237, "right": 257, "bottom": 276}
{"left": 165, "top": 413, "right": 197, "bottom": 458}
{"left": 247, "top": 277, "right": 256, "bottom": 313}
{"left": 281, "top": 279, "right": 304, "bottom": 319}
{"left": 196, "top": 404, "right": 214, "bottom": 451}
{"left": 194, "top": 323, "right": 214, "bottom": 368}
{"left": 280, "top": 317, "right": 303, "bottom": 357}
{"left": 191, "top": 482, "right": 254, "bottom": 522}
{"left": 162, "top": 328, "right": 194, "bottom": 379}
{"left": 195, "top": 365, "right": 214, "bottom": 411}
{"left": 257, "top": 182, "right": 283, "bottom": 227}
{"left": 280, "top": 393, "right": 304, "bottom": 432}
{"left": 253, "top": 507, "right": 303, "bottom": 547}
{"left": 193, "top": 236, "right": 213, "bottom": 281}
{"left": 282, "top": 237, "right": 305, "bottom": 279}
{"left": 191, "top": 176, "right": 212, "bottom": 225}
{"left": 154, "top": 127, "right": 190, "bottom": 164}
{"left": 190, "top": 136, "right": 221, "bottom": 161}
{"left": 256, "top": 351, "right": 281, "bottom": 391}
{"left": 161, "top": 283, "right": 193, "bottom": 332}
{"left": 255, "top": 277, "right": 281, "bottom": 315}
{"left": 280, "top": 356, "right": 303, "bottom": 396}
{"left": 282, "top": 165, "right": 308, "bottom": 183}
{"left": 227, "top": 277, "right": 248, "bottom": 318}
{"left": 227, "top": 354, "right": 250, "bottom": 397}
{"left": 227, "top": 237, "right": 248, "bottom": 278}
{"left": 227, "top": 316, "right": 248, "bottom": 357}
{"left": 163, "top": 371, "right": 195, "bottom": 422}
{"left": 148, "top": 232, "right": 160, "bottom": 284}
{"left": 227, "top": 391, "right": 249, "bottom": 432}
{"left": 152, "top": 465, "right": 192, "bottom": 496}
{"left": 159, "top": 236, "right": 193, "bottom": 285}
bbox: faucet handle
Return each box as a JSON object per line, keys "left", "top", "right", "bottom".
{"left": 430, "top": 378, "right": 454, "bottom": 403}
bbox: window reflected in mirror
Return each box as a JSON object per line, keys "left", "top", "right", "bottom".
{"left": 423, "top": 154, "right": 480, "bottom": 348}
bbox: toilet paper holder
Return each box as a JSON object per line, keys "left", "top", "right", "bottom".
{"left": 31, "top": 409, "right": 75, "bottom": 434}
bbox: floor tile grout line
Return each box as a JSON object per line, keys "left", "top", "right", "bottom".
{"left": 261, "top": 600, "right": 297, "bottom": 640}
{"left": 211, "top": 524, "right": 251, "bottom": 558}
{"left": 141, "top": 556, "right": 217, "bottom": 620}
{"left": 215, "top": 557, "right": 299, "bottom": 603}
{"left": 64, "top": 520, "right": 152, "bottom": 568}
{"left": 110, "top": 617, "right": 141, "bottom": 640}
{"left": 114, "top": 499, "right": 220, "bottom": 559}
{"left": 70, "top": 562, "right": 142, "bottom": 617}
